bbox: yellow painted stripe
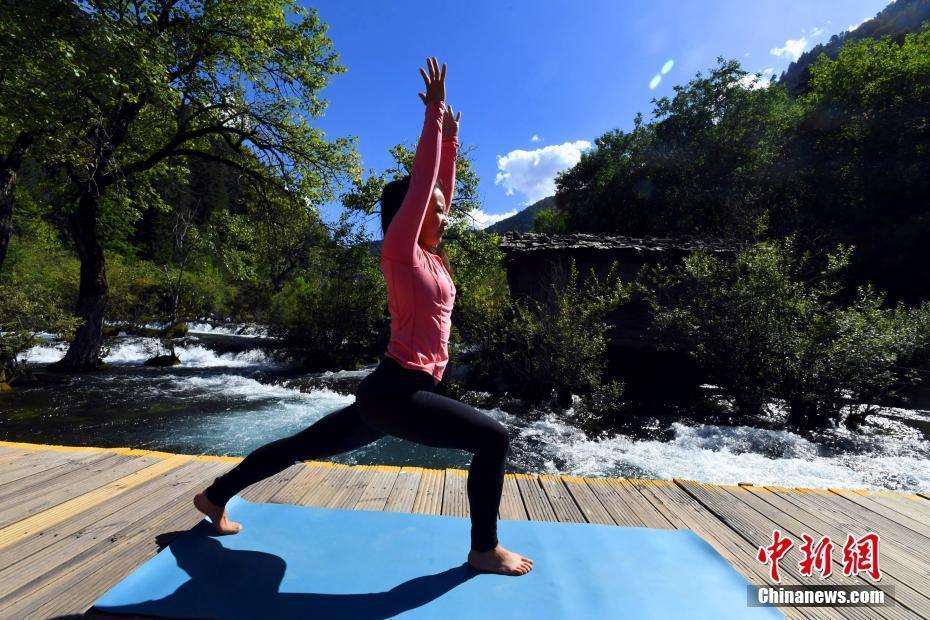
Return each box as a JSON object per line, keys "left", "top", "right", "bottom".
{"left": 626, "top": 478, "right": 675, "bottom": 486}
{"left": 353, "top": 464, "right": 402, "bottom": 472}
{"left": 0, "top": 455, "right": 192, "bottom": 549}
{"left": 832, "top": 488, "right": 926, "bottom": 499}
{"left": 0, "top": 440, "right": 234, "bottom": 462}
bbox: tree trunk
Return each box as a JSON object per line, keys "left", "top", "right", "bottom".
{"left": 0, "top": 167, "right": 17, "bottom": 277}
{"left": 0, "top": 132, "right": 33, "bottom": 279}
{"left": 46, "top": 96, "right": 147, "bottom": 373}
{"left": 46, "top": 191, "right": 109, "bottom": 372}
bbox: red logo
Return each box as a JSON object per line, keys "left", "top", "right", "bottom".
{"left": 798, "top": 534, "right": 834, "bottom": 578}
{"left": 757, "top": 529, "right": 793, "bottom": 583}
{"left": 756, "top": 530, "right": 882, "bottom": 583}
{"left": 842, "top": 533, "right": 882, "bottom": 581}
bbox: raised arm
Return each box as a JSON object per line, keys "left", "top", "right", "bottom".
{"left": 382, "top": 57, "right": 447, "bottom": 266}
{"left": 438, "top": 103, "right": 461, "bottom": 213}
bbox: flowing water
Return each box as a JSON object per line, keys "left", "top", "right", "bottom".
{"left": 3, "top": 322, "right": 929, "bottom": 492}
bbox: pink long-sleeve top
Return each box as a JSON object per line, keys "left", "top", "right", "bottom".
{"left": 381, "top": 100, "right": 459, "bottom": 384}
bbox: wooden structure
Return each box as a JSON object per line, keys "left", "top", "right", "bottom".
{"left": 0, "top": 440, "right": 927, "bottom": 619}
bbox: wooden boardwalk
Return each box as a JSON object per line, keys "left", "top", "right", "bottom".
{"left": 0, "top": 440, "right": 927, "bottom": 619}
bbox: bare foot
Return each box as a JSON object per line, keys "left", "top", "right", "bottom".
{"left": 193, "top": 491, "right": 242, "bottom": 535}
{"left": 468, "top": 544, "right": 534, "bottom": 576}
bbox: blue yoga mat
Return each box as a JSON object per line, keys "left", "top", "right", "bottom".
{"left": 92, "top": 494, "right": 782, "bottom": 619}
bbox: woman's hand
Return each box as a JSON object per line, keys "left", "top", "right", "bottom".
{"left": 443, "top": 104, "right": 461, "bottom": 140}
{"left": 417, "top": 56, "right": 446, "bottom": 106}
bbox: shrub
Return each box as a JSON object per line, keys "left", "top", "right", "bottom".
{"left": 0, "top": 278, "right": 81, "bottom": 376}
{"left": 268, "top": 243, "right": 385, "bottom": 370}
{"left": 570, "top": 378, "right": 627, "bottom": 435}
{"left": 471, "top": 256, "right": 632, "bottom": 404}
{"left": 645, "top": 231, "right": 930, "bottom": 429}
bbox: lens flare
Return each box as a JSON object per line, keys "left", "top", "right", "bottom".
{"left": 661, "top": 59, "right": 674, "bottom": 75}
{"left": 649, "top": 74, "right": 662, "bottom": 89}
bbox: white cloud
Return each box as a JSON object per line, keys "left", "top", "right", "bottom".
{"left": 466, "top": 207, "right": 520, "bottom": 230}
{"left": 530, "top": 134, "right": 541, "bottom": 142}
{"left": 494, "top": 140, "right": 592, "bottom": 205}
{"left": 770, "top": 36, "right": 809, "bottom": 61}
{"left": 770, "top": 26, "right": 827, "bottom": 62}
{"left": 847, "top": 17, "right": 869, "bottom": 32}
{"left": 737, "top": 67, "right": 776, "bottom": 89}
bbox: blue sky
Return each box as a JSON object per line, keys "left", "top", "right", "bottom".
{"left": 304, "top": 0, "right": 889, "bottom": 237}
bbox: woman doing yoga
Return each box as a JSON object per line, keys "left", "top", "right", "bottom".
{"left": 194, "top": 57, "right": 534, "bottom": 577}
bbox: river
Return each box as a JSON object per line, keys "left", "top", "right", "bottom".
{"left": 3, "top": 321, "right": 929, "bottom": 493}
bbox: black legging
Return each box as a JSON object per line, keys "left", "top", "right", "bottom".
{"left": 204, "top": 354, "right": 511, "bottom": 552}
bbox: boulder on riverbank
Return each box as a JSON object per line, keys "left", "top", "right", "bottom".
{"left": 144, "top": 353, "right": 181, "bottom": 367}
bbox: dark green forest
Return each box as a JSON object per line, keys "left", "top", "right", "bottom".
{"left": 551, "top": 20, "right": 930, "bottom": 306}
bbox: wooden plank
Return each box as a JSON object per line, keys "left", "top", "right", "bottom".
{"left": 4, "top": 444, "right": 923, "bottom": 619}
{"left": 0, "top": 448, "right": 40, "bottom": 467}
{"left": 0, "top": 478, "right": 218, "bottom": 618}
{"left": 513, "top": 473, "right": 558, "bottom": 522}
{"left": 442, "top": 469, "right": 469, "bottom": 517}
{"left": 828, "top": 489, "right": 930, "bottom": 542}
{"left": 0, "top": 461, "right": 231, "bottom": 601}
{"left": 0, "top": 452, "right": 128, "bottom": 503}
{"left": 601, "top": 478, "right": 675, "bottom": 528}
{"left": 627, "top": 480, "right": 691, "bottom": 529}
{"left": 0, "top": 459, "right": 221, "bottom": 572}
{"left": 784, "top": 488, "right": 930, "bottom": 575}
{"left": 241, "top": 465, "right": 304, "bottom": 504}
{"left": 678, "top": 481, "right": 916, "bottom": 620}
{"left": 0, "top": 449, "right": 106, "bottom": 487}
{"left": 498, "top": 474, "right": 528, "bottom": 520}
{"left": 298, "top": 463, "right": 354, "bottom": 507}
{"left": 383, "top": 467, "right": 422, "bottom": 513}
{"left": 325, "top": 466, "right": 372, "bottom": 509}
{"left": 639, "top": 481, "right": 841, "bottom": 620}
{"left": 355, "top": 466, "right": 401, "bottom": 512}
{"left": 858, "top": 492, "right": 930, "bottom": 525}
{"left": 0, "top": 455, "right": 160, "bottom": 529}
{"left": 0, "top": 455, "right": 191, "bottom": 550}
{"left": 582, "top": 478, "right": 646, "bottom": 527}
{"left": 263, "top": 463, "right": 329, "bottom": 505}
{"left": 513, "top": 474, "right": 546, "bottom": 519}
{"left": 760, "top": 486, "right": 930, "bottom": 617}
{"left": 412, "top": 467, "right": 443, "bottom": 515}
{"left": 558, "top": 476, "right": 614, "bottom": 525}
{"left": 538, "top": 475, "right": 585, "bottom": 522}
{"left": 733, "top": 486, "right": 918, "bottom": 620}
{"left": 259, "top": 464, "right": 313, "bottom": 503}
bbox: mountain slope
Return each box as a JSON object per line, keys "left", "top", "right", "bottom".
{"left": 483, "top": 196, "right": 556, "bottom": 235}
{"left": 780, "top": 0, "right": 930, "bottom": 93}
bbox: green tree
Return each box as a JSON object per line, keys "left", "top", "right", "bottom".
{"left": 0, "top": 1, "right": 91, "bottom": 276}
{"left": 555, "top": 58, "right": 797, "bottom": 239}
{"left": 554, "top": 24, "right": 930, "bottom": 304}
{"left": 40, "top": 0, "right": 359, "bottom": 372}
{"left": 792, "top": 25, "right": 930, "bottom": 303}
{"left": 267, "top": 207, "right": 386, "bottom": 370}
